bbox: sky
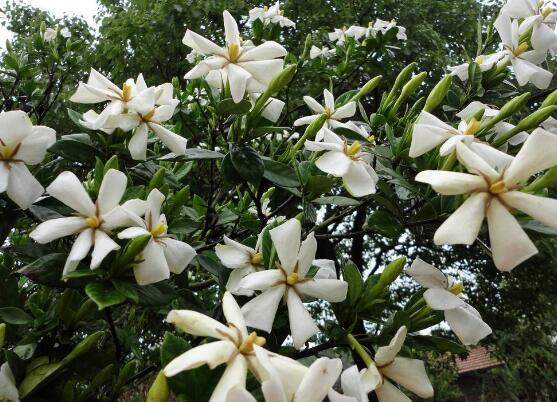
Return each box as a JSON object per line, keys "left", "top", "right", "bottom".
{"left": 0, "top": 0, "right": 99, "bottom": 46}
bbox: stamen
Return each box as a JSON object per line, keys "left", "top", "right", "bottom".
{"left": 142, "top": 109, "right": 155, "bottom": 122}
{"left": 250, "top": 252, "right": 263, "bottom": 265}
{"left": 238, "top": 331, "right": 266, "bottom": 354}
{"left": 346, "top": 141, "right": 362, "bottom": 156}
{"left": 513, "top": 42, "right": 529, "bottom": 57}
{"left": 286, "top": 272, "right": 299, "bottom": 285}
{"left": 122, "top": 83, "right": 133, "bottom": 102}
{"left": 228, "top": 43, "right": 241, "bottom": 62}
{"left": 449, "top": 282, "right": 464, "bottom": 295}
{"left": 0, "top": 144, "right": 11, "bottom": 160}
{"left": 85, "top": 216, "right": 101, "bottom": 228}
{"left": 151, "top": 222, "right": 167, "bottom": 237}
{"left": 542, "top": 7, "right": 553, "bottom": 17}
{"left": 464, "top": 118, "right": 480, "bottom": 135}
{"left": 489, "top": 181, "right": 508, "bottom": 194}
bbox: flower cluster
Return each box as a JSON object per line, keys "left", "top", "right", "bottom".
{"left": 328, "top": 18, "right": 407, "bottom": 46}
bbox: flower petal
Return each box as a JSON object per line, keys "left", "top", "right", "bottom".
{"left": 375, "top": 326, "right": 407, "bottom": 366}
{"left": 331, "top": 102, "right": 356, "bottom": 120}
{"left": 500, "top": 191, "right": 557, "bottom": 230}
{"left": 296, "top": 279, "right": 348, "bottom": 303}
{"left": 297, "top": 232, "right": 317, "bottom": 277}
{"left": 226, "top": 63, "right": 251, "bottom": 103}
{"left": 375, "top": 379, "right": 412, "bottom": 402}
{"left": 210, "top": 355, "right": 248, "bottom": 402}
{"left": 445, "top": 305, "right": 492, "bottom": 345}
{"left": 287, "top": 290, "right": 319, "bottom": 349}
{"left": 455, "top": 142, "right": 500, "bottom": 182}
{"left": 128, "top": 123, "right": 149, "bottom": 160}
{"left": 90, "top": 229, "right": 120, "bottom": 269}
{"left": 339, "top": 365, "right": 371, "bottom": 402}
{"left": 293, "top": 358, "right": 343, "bottom": 402}
{"left": 133, "top": 240, "right": 170, "bottom": 285}
{"left": 149, "top": 123, "right": 188, "bottom": 156}
{"left": 0, "top": 164, "right": 8, "bottom": 193}
{"left": 30, "top": 216, "right": 87, "bottom": 243}
{"left": 6, "top": 163, "right": 44, "bottom": 209}
{"left": 97, "top": 169, "right": 127, "bottom": 215}
{"left": 433, "top": 192, "right": 489, "bottom": 245}
{"left": 223, "top": 10, "right": 240, "bottom": 45}
{"left": 226, "top": 267, "right": 256, "bottom": 296}
{"left": 381, "top": 357, "right": 434, "bottom": 399}
{"left": 239, "top": 41, "right": 287, "bottom": 61}
{"left": 423, "top": 288, "right": 465, "bottom": 310}
{"left": 406, "top": 258, "right": 448, "bottom": 289}
{"left": 468, "top": 142, "right": 514, "bottom": 171}
{"left": 160, "top": 237, "right": 196, "bottom": 274}
{"left": 342, "top": 161, "right": 377, "bottom": 197}
{"left": 239, "top": 269, "right": 284, "bottom": 290}
{"left": 415, "top": 170, "right": 487, "bottom": 195}
{"left": 16, "top": 126, "right": 56, "bottom": 165}
{"left": 238, "top": 59, "right": 284, "bottom": 86}
{"left": 63, "top": 228, "right": 94, "bottom": 276}
{"left": 47, "top": 171, "right": 95, "bottom": 216}
{"left": 303, "top": 96, "right": 325, "bottom": 114}
{"left": 227, "top": 386, "right": 258, "bottom": 402}
{"left": 0, "top": 110, "right": 33, "bottom": 147}
{"left": 216, "top": 241, "right": 251, "bottom": 269}
{"left": 117, "top": 226, "right": 150, "bottom": 239}
{"left": 222, "top": 291, "right": 247, "bottom": 338}
{"left": 241, "top": 285, "right": 285, "bottom": 332}
{"left": 166, "top": 309, "right": 233, "bottom": 340}
{"left": 315, "top": 151, "right": 352, "bottom": 177}
{"left": 486, "top": 197, "right": 538, "bottom": 271}
{"left": 0, "top": 362, "right": 19, "bottom": 402}
{"left": 182, "top": 29, "right": 224, "bottom": 56}
{"left": 323, "top": 89, "right": 335, "bottom": 110}
{"left": 164, "top": 341, "right": 236, "bottom": 376}
{"left": 270, "top": 218, "right": 301, "bottom": 272}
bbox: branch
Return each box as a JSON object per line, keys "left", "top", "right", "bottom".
{"left": 104, "top": 308, "right": 123, "bottom": 362}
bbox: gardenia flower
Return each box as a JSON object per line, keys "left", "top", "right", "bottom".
{"left": 502, "top": 0, "right": 557, "bottom": 51}
{"left": 30, "top": 170, "right": 141, "bottom": 276}
{"left": 248, "top": 93, "right": 285, "bottom": 123}
{"left": 60, "top": 27, "right": 71, "bottom": 38}
{"left": 0, "top": 362, "right": 19, "bottom": 402}
{"left": 309, "top": 45, "right": 336, "bottom": 59}
{"left": 117, "top": 189, "right": 196, "bottom": 285}
{"left": 228, "top": 350, "right": 343, "bottom": 402}
{"left": 345, "top": 25, "right": 367, "bottom": 41}
{"left": 305, "top": 128, "right": 378, "bottom": 197}
{"left": 249, "top": 2, "right": 296, "bottom": 27}
{"left": 448, "top": 53, "right": 505, "bottom": 81}
{"left": 183, "top": 10, "right": 287, "bottom": 103}
{"left": 0, "top": 110, "right": 56, "bottom": 209}
{"left": 415, "top": 130, "right": 557, "bottom": 271}
{"left": 407, "top": 258, "right": 492, "bottom": 345}
{"left": 216, "top": 234, "right": 265, "bottom": 296}
{"left": 373, "top": 19, "right": 407, "bottom": 40}
{"left": 294, "top": 89, "right": 356, "bottom": 141}
{"left": 42, "top": 27, "right": 57, "bottom": 42}
{"left": 164, "top": 292, "right": 307, "bottom": 402}
{"left": 239, "top": 218, "right": 348, "bottom": 348}
{"left": 329, "top": 326, "right": 434, "bottom": 402}
{"left": 328, "top": 27, "right": 349, "bottom": 45}
{"left": 409, "top": 110, "right": 513, "bottom": 171}
{"left": 71, "top": 69, "right": 157, "bottom": 129}
{"left": 494, "top": 14, "right": 553, "bottom": 88}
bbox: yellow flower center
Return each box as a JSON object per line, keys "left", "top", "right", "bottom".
{"left": 238, "top": 331, "right": 266, "bottom": 353}
{"left": 250, "top": 252, "right": 263, "bottom": 265}
{"left": 342, "top": 26, "right": 347, "bottom": 31}
{"left": 449, "top": 282, "right": 464, "bottom": 295}
{"left": 542, "top": 7, "right": 553, "bottom": 17}
{"left": 286, "top": 272, "right": 299, "bottom": 285}
{"left": 475, "top": 55, "right": 485, "bottom": 64}
{"left": 142, "top": 109, "right": 155, "bottom": 122}
{"left": 151, "top": 222, "right": 167, "bottom": 237}
{"left": 227, "top": 43, "right": 241, "bottom": 62}
{"left": 489, "top": 180, "right": 508, "bottom": 194}
{"left": 122, "top": 82, "right": 133, "bottom": 102}
{"left": 464, "top": 118, "right": 481, "bottom": 135}
{"left": 85, "top": 216, "right": 101, "bottom": 228}
{"left": 263, "top": 5, "right": 268, "bottom": 11}
{"left": 368, "top": 21, "right": 373, "bottom": 27}
{"left": 346, "top": 141, "right": 362, "bottom": 157}
{"left": 513, "top": 42, "right": 529, "bottom": 57}
{"left": 368, "top": 135, "right": 375, "bottom": 144}
{"left": 323, "top": 107, "right": 333, "bottom": 118}
{"left": 0, "top": 144, "right": 12, "bottom": 160}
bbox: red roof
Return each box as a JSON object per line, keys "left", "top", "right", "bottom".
{"left": 455, "top": 347, "right": 501, "bottom": 374}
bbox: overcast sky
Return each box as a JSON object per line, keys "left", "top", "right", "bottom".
{"left": 1, "top": 0, "right": 99, "bottom": 46}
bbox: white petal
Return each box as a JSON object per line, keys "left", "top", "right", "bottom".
{"left": 315, "top": 151, "right": 352, "bottom": 177}
{"left": 226, "top": 267, "right": 256, "bottom": 296}
{"left": 375, "top": 326, "right": 407, "bottom": 366}
{"left": 260, "top": 97, "right": 285, "bottom": 123}
{"left": 133, "top": 240, "right": 170, "bottom": 285}
{"left": 222, "top": 291, "right": 247, "bottom": 338}
{"left": 128, "top": 123, "right": 149, "bottom": 160}
{"left": 433, "top": 192, "right": 489, "bottom": 245}
{"left": 227, "top": 386, "right": 258, "bottom": 402}
{"left": 342, "top": 161, "right": 377, "bottom": 197}
{"left": 117, "top": 226, "right": 150, "bottom": 239}
{"left": 415, "top": 171, "right": 487, "bottom": 195}
{"left": 381, "top": 357, "right": 434, "bottom": 399}
{"left": 252, "top": 346, "right": 288, "bottom": 402}
{"left": 323, "top": 89, "right": 335, "bottom": 110}
{"left": 468, "top": 142, "right": 514, "bottom": 171}
{"left": 166, "top": 309, "right": 233, "bottom": 340}
{"left": 313, "top": 259, "right": 337, "bottom": 279}
{"left": 182, "top": 29, "right": 225, "bottom": 55}
{"left": 209, "top": 355, "right": 248, "bottom": 402}
{"left": 97, "top": 169, "right": 127, "bottom": 215}
{"left": 238, "top": 59, "right": 284, "bottom": 86}
{"left": 439, "top": 134, "right": 472, "bottom": 157}
{"left": 63, "top": 228, "right": 94, "bottom": 276}
{"left": 0, "top": 362, "right": 19, "bottom": 402}
{"left": 339, "top": 365, "right": 370, "bottom": 402}
{"left": 296, "top": 279, "right": 348, "bottom": 303}
{"left": 494, "top": 14, "right": 515, "bottom": 48}
{"left": 512, "top": 57, "right": 552, "bottom": 89}
{"left": 270, "top": 218, "right": 301, "bottom": 272}
{"left": 532, "top": 21, "right": 557, "bottom": 51}
{"left": 406, "top": 258, "right": 448, "bottom": 289}
{"left": 6, "top": 163, "right": 44, "bottom": 209}
{"left": 149, "top": 123, "right": 188, "bottom": 155}
{"left": 293, "top": 358, "right": 343, "bottom": 402}
{"left": 164, "top": 341, "right": 236, "bottom": 376}
{"left": 238, "top": 41, "right": 287, "bottom": 61}
{"left": 375, "top": 379, "right": 412, "bottom": 402}
{"left": 90, "top": 229, "right": 119, "bottom": 269}
{"left": 331, "top": 102, "right": 356, "bottom": 120}
{"left": 216, "top": 243, "right": 250, "bottom": 269}
{"left": 0, "top": 164, "right": 7, "bottom": 193}
{"left": 303, "top": 96, "right": 325, "bottom": 114}
{"left": 293, "top": 114, "right": 321, "bottom": 126}
{"left": 47, "top": 171, "right": 95, "bottom": 216}
{"left": 267, "top": 352, "right": 308, "bottom": 401}
{"left": 409, "top": 124, "right": 453, "bottom": 158}
{"left": 223, "top": 10, "right": 240, "bottom": 45}
{"left": 445, "top": 305, "right": 492, "bottom": 345}
{"left": 287, "top": 290, "right": 319, "bottom": 349}
{"left": 0, "top": 110, "right": 32, "bottom": 147}
{"left": 297, "top": 232, "right": 317, "bottom": 277}
{"left": 241, "top": 285, "right": 285, "bottom": 332}
{"left": 423, "top": 288, "right": 465, "bottom": 310}
{"left": 160, "top": 237, "right": 196, "bottom": 274}
{"left": 226, "top": 63, "right": 251, "bottom": 103}
{"left": 239, "top": 269, "right": 284, "bottom": 290}
{"left": 16, "top": 126, "right": 56, "bottom": 165}
{"left": 504, "top": 128, "right": 557, "bottom": 186}
{"left": 486, "top": 197, "right": 538, "bottom": 271}
{"left": 500, "top": 191, "right": 557, "bottom": 229}
{"left": 30, "top": 216, "right": 87, "bottom": 243}
{"left": 456, "top": 142, "right": 500, "bottom": 182}
{"left": 146, "top": 188, "right": 164, "bottom": 227}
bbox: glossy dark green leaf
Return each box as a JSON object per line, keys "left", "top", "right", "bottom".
{"left": 230, "top": 145, "right": 264, "bottom": 184}
{"left": 262, "top": 158, "right": 300, "bottom": 188}
{"left": 367, "top": 210, "right": 403, "bottom": 238}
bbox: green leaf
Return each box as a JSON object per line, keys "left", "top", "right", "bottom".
{"left": 408, "top": 335, "right": 468, "bottom": 354}
{"left": 262, "top": 158, "right": 300, "bottom": 188}
{"left": 85, "top": 282, "right": 127, "bottom": 310}
{"left": 17, "top": 253, "right": 67, "bottom": 287}
{"left": 220, "top": 153, "right": 243, "bottom": 185}
{"left": 230, "top": 145, "right": 264, "bottom": 184}
{"left": 366, "top": 211, "right": 403, "bottom": 238}
{"left": 216, "top": 98, "right": 252, "bottom": 114}
{"left": 306, "top": 175, "right": 336, "bottom": 194}
{"left": 312, "top": 196, "right": 360, "bottom": 206}
{"left": 159, "top": 148, "right": 224, "bottom": 161}
{"left": 137, "top": 282, "right": 178, "bottom": 307}
{"left": 112, "top": 280, "right": 139, "bottom": 304}
{"left": 343, "top": 261, "right": 363, "bottom": 305}
{"left": 0, "top": 307, "right": 33, "bottom": 325}
{"left": 48, "top": 133, "right": 98, "bottom": 163}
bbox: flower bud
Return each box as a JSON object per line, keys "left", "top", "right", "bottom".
{"left": 300, "top": 33, "right": 312, "bottom": 60}
{"left": 541, "top": 88, "right": 557, "bottom": 109}
{"left": 424, "top": 75, "right": 452, "bottom": 112}
{"left": 119, "top": 234, "right": 152, "bottom": 267}
{"left": 383, "top": 62, "right": 416, "bottom": 108}
{"left": 267, "top": 64, "right": 298, "bottom": 95}
{"left": 0, "top": 323, "right": 5, "bottom": 348}
{"left": 493, "top": 105, "right": 557, "bottom": 147}
{"left": 368, "top": 256, "right": 406, "bottom": 299}
{"left": 103, "top": 156, "right": 119, "bottom": 176}
{"left": 147, "top": 167, "right": 166, "bottom": 194}
{"left": 478, "top": 92, "right": 530, "bottom": 135}
{"left": 523, "top": 165, "right": 557, "bottom": 193}
{"left": 400, "top": 72, "right": 427, "bottom": 100}
{"left": 351, "top": 75, "right": 383, "bottom": 102}
{"left": 147, "top": 370, "right": 170, "bottom": 402}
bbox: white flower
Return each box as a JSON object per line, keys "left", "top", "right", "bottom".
{"left": 91, "top": 86, "right": 188, "bottom": 160}
{"left": 330, "top": 326, "right": 434, "bottom": 402}
{"left": 415, "top": 129, "right": 557, "bottom": 271}
{"left": 60, "top": 27, "right": 71, "bottom": 38}
{"left": 250, "top": 2, "right": 296, "bottom": 27}
{"left": 448, "top": 53, "right": 504, "bottom": 81}
{"left": 183, "top": 10, "right": 287, "bottom": 103}
{"left": 228, "top": 351, "right": 343, "bottom": 402}
{"left": 294, "top": 89, "right": 356, "bottom": 141}
{"left": 30, "top": 170, "right": 142, "bottom": 276}
{"left": 409, "top": 110, "right": 513, "bottom": 171}
{"left": 0, "top": 363, "right": 19, "bottom": 402}
{"left": 494, "top": 14, "right": 553, "bottom": 88}
{"left": 186, "top": 49, "right": 202, "bottom": 63}
{"left": 541, "top": 115, "right": 557, "bottom": 133}
{"left": 43, "top": 27, "right": 58, "bottom": 42}
{"left": 248, "top": 93, "right": 285, "bottom": 123}
{"left": 305, "top": 128, "right": 378, "bottom": 197}
{"left": 0, "top": 111, "right": 56, "bottom": 209}
{"left": 239, "top": 218, "right": 348, "bottom": 348}
{"left": 164, "top": 292, "right": 306, "bottom": 402}
{"left": 71, "top": 69, "right": 158, "bottom": 130}
{"left": 309, "top": 45, "right": 336, "bottom": 59}
{"left": 407, "top": 258, "right": 492, "bottom": 345}
{"left": 345, "top": 25, "right": 367, "bottom": 41}
{"left": 373, "top": 19, "right": 407, "bottom": 40}
{"left": 118, "top": 189, "right": 196, "bottom": 285}
{"left": 328, "top": 28, "right": 349, "bottom": 45}
{"left": 502, "top": 0, "right": 557, "bottom": 51}
{"left": 216, "top": 235, "right": 264, "bottom": 296}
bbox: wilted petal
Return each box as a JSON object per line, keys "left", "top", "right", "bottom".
{"left": 164, "top": 341, "right": 236, "bottom": 376}
{"left": 241, "top": 285, "right": 285, "bottom": 333}
{"left": 287, "top": 290, "right": 319, "bottom": 349}
{"left": 486, "top": 197, "right": 538, "bottom": 271}
{"left": 270, "top": 218, "right": 301, "bottom": 272}
{"left": 47, "top": 171, "right": 95, "bottom": 216}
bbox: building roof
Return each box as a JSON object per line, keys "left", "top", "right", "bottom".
{"left": 455, "top": 347, "right": 502, "bottom": 374}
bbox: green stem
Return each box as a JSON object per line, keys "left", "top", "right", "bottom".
{"left": 346, "top": 334, "right": 373, "bottom": 366}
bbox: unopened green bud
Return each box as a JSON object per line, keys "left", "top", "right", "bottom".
{"left": 147, "top": 370, "right": 170, "bottom": 402}
{"left": 400, "top": 72, "right": 427, "bottom": 100}
{"left": 541, "top": 88, "right": 557, "bottom": 108}
{"left": 0, "top": 322, "right": 5, "bottom": 348}
{"left": 168, "top": 186, "right": 190, "bottom": 215}
{"left": 351, "top": 75, "right": 383, "bottom": 102}
{"left": 424, "top": 75, "right": 452, "bottom": 112}
{"left": 267, "top": 64, "right": 298, "bottom": 95}
{"left": 292, "top": 113, "right": 328, "bottom": 152}
{"left": 5, "top": 39, "right": 13, "bottom": 53}
{"left": 300, "top": 34, "right": 312, "bottom": 60}
{"left": 493, "top": 105, "right": 557, "bottom": 147}
{"left": 523, "top": 165, "right": 557, "bottom": 193}
{"left": 119, "top": 234, "right": 152, "bottom": 267}
{"left": 471, "top": 108, "right": 485, "bottom": 122}
{"left": 103, "top": 155, "right": 119, "bottom": 176}
{"left": 368, "top": 256, "right": 406, "bottom": 300}
{"left": 478, "top": 92, "right": 531, "bottom": 135}
{"left": 147, "top": 167, "right": 166, "bottom": 194}
{"left": 40, "top": 21, "right": 46, "bottom": 37}
{"left": 383, "top": 62, "right": 416, "bottom": 108}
